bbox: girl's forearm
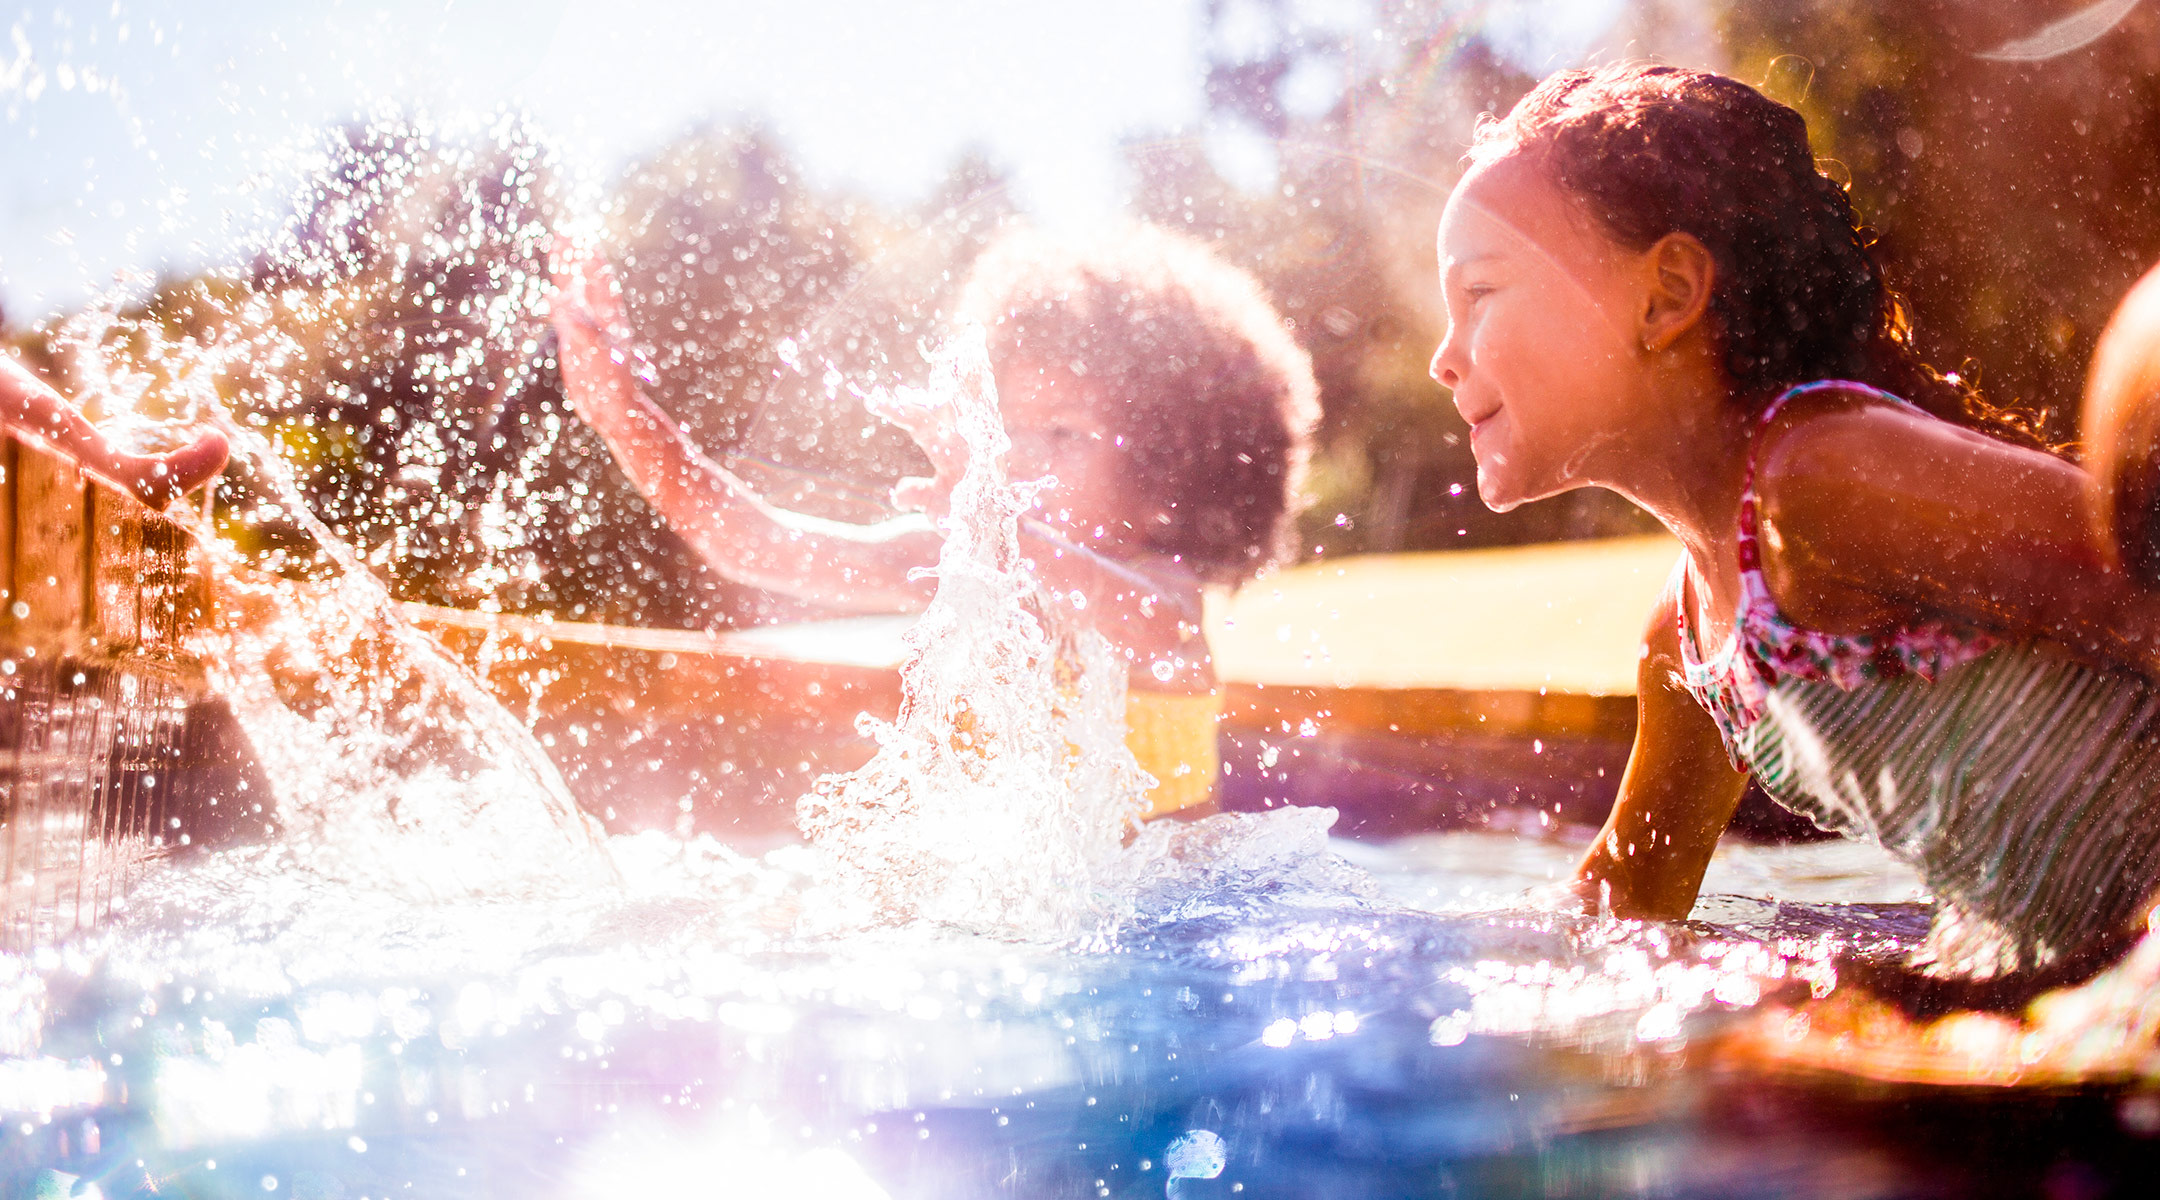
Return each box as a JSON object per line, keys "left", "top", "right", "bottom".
{"left": 555, "top": 331, "right": 935, "bottom": 610}
{"left": 0, "top": 355, "right": 225, "bottom": 508}
{"left": 0, "top": 356, "right": 127, "bottom": 478}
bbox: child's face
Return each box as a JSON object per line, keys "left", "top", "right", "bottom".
{"left": 1429, "top": 156, "right": 1650, "bottom": 511}
{"left": 998, "top": 363, "right": 1148, "bottom": 554}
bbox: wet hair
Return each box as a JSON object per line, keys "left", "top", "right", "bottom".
{"left": 957, "top": 224, "right": 1320, "bottom": 586}
{"left": 1468, "top": 62, "right": 2044, "bottom": 446}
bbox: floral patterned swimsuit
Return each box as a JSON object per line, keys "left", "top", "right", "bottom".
{"left": 1674, "top": 381, "right": 2160, "bottom": 975}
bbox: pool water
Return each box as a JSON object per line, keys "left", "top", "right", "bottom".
{"left": 10, "top": 818, "right": 2156, "bottom": 1200}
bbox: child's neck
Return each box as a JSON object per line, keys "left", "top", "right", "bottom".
{"left": 1605, "top": 375, "right": 1761, "bottom": 596}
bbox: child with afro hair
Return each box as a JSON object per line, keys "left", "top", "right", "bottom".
{"left": 552, "top": 223, "right": 1319, "bottom": 819}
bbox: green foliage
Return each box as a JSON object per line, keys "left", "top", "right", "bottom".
{"left": 1724, "top": 0, "right": 2160, "bottom": 445}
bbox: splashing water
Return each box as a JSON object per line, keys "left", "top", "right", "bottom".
{"left": 794, "top": 328, "right": 1365, "bottom": 939}
{"left": 188, "top": 526, "right": 612, "bottom": 900}
{"left": 798, "top": 329, "right": 1154, "bottom": 936}
{"left": 31, "top": 116, "right": 612, "bottom": 901}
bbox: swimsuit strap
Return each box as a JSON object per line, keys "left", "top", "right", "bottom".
{"left": 1734, "top": 380, "right": 1906, "bottom": 579}
{"left": 1675, "top": 381, "right": 1998, "bottom": 756}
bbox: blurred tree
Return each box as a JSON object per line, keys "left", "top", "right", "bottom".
{"left": 72, "top": 118, "right": 1028, "bottom": 630}
{"left": 122, "top": 114, "right": 735, "bottom": 628}
{"left": 1724, "top": 0, "right": 2160, "bottom": 445}
{"left": 1152, "top": 0, "right": 1663, "bottom": 560}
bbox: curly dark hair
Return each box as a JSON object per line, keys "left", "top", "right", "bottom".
{"left": 958, "top": 225, "right": 1320, "bottom": 586}
{"left": 1469, "top": 62, "right": 2043, "bottom": 446}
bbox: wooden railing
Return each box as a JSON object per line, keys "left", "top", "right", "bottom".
{"left": 0, "top": 433, "right": 213, "bottom": 949}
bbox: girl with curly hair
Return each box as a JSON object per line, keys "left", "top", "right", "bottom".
{"left": 1432, "top": 61, "right": 2160, "bottom": 979}
{"left": 552, "top": 225, "right": 1319, "bottom": 822}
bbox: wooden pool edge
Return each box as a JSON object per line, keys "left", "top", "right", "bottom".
{"left": 398, "top": 601, "right": 1695, "bottom": 841}
{"left": 0, "top": 432, "right": 221, "bottom": 949}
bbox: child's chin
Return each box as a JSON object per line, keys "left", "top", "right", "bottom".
{"left": 1475, "top": 473, "right": 1524, "bottom": 513}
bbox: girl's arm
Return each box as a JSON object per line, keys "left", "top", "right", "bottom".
{"left": 0, "top": 355, "right": 226, "bottom": 510}
{"left": 1753, "top": 393, "right": 2160, "bottom": 677}
{"left": 1574, "top": 587, "right": 1750, "bottom": 919}
{"left": 549, "top": 246, "right": 938, "bottom": 613}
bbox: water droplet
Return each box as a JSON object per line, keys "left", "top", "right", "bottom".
{"left": 1165, "top": 1130, "right": 1226, "bottom": 1180}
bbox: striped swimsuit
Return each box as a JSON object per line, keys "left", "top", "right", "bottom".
{"left": 1678, "top": 382, "right": 2160, "bottom": 976}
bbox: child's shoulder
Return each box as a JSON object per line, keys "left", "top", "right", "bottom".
{"left": 1753, "top": 381, "right": 2028, "bottom": 507}
{"left": 1749, "top": 381, "right": 2082, "bottom": 611}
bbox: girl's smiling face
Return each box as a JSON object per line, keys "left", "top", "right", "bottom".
{"left": 1429, "top": 156, "right": 1654, "bottom": 511}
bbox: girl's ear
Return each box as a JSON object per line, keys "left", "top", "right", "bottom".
{"left": 1640, "top": 232, "right": 1715, "bottom": 353}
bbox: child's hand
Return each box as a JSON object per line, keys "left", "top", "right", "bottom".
{"left": 0, "top": 354, "right": 226, "bottom": 510}
{"left": 869, "top": 386, "right": 966, "bottom": 519}
{"left": 125, "top": 429, "right": 229, "bottom": 510}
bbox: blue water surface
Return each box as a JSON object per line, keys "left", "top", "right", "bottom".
{"left": 3, "top": 826, "right": 2153, "bottom": 1200}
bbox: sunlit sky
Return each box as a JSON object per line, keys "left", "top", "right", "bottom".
{"left": 0, "top": 0, "right": 1220, "bottom": 318}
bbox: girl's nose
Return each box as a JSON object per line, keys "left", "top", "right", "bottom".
{"left": 1429, "top": 342, "right": 1459, "bottom": 390}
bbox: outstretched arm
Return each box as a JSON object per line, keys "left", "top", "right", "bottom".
{"left": 548, "top": 243, "right": 938, "bottom": 613}
{"left": 1573, "top": 586, "right": 1750, "bottom": 919}
{"left": 0, "top": 354, "right": 226, "bottom": 510}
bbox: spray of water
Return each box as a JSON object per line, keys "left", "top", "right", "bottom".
{"left": 35, "top": 115, "right": 614, "bottom": 901}
{"left": 27, "top": 107, "right": 1360, "bottom": 946}
{"left": 797, "top": 329, "right": 1153, "bottom": 937}
{"left": 185, "top": 481, "right": 612, "bottom": 900}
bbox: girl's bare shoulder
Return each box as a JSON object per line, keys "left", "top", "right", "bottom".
{"left": 1753, "top": 386, "right": 2074, "bottom": 543}
{"left": 1750, "top": 384, "right": 2106, "bottom": 642}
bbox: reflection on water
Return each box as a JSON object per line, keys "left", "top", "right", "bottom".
{"left": 1353, "top": 828, "right": 1928, "bottom": 910}
{"left": 13, "top": 820, "right": 2148, "bottom": 1200}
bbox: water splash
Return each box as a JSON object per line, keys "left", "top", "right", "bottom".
{"left": 28, "top": 117, "right": 613, "bottom": 900}
{"left": 190, "top": 549, "right": 611, "bottom": 899}
{"left": 1164, "top": 1128, "right": 1227, "bottom": 1181}
{"left": 797, "top": 329, "right": 1152, "bottom": 936}
{"left": 187, "top": 361, "right": 608, "bottom": 896}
